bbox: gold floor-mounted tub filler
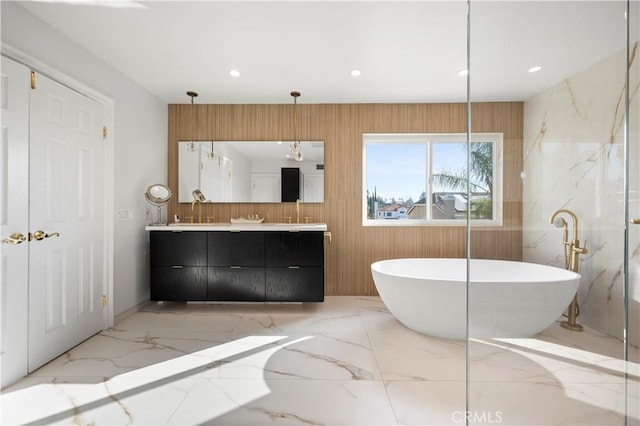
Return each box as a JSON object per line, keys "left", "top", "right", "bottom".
{"left": 549, "top": 208, "right": 588, "bottom": 331}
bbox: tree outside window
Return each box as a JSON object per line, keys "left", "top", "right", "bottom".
{"left": 363, "top": 133, "right": 502, "bottom": 226}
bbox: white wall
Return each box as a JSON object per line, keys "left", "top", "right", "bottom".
{"left": 523, "top": 45, "right": 640, "bottom": 347}
{"left": 1, "top": 2, "right": 167, "bottom": 316}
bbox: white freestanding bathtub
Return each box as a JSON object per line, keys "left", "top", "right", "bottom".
{"left": 370, "top": 258, "right": 581, "bottom": 340}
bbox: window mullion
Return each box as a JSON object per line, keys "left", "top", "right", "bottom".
{"left": 427, "top": 140, "right": 432, "bottom": 222}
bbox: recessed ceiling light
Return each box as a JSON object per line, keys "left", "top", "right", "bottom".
{"left": 350, "top": 69, "right": 362, "bottom": 77}
{"left": 528, "top": 66, "right": 542, "bottom": 73}
{"left": 229, "top": 69, "right": 241, "bottom": 78}
{"left": 458, "top": 69, "right": 469, "bottom": 76}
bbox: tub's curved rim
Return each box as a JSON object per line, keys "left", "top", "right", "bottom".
{"left": 370, "top": 257, "right": 581, "bottom": 284}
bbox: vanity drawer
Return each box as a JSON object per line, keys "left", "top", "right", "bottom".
{"left": 207, "top": 232, "right": 265, "bottom": 266}
{"left": 150, "top": 266, "right": 207, "bottom": 301}
{"left": 150, "top": 231, "right": 207, "bottom": 266}
{"left": 266, "top": 267, "right": 324, "bottom": 302}
{"left": 265, "top": 231, "right": 324, "bottom": 267}
{"left": 208, "top": 267, "right": 265, "bottom": 301}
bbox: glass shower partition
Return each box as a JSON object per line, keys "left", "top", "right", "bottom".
{"left": 467, "top": 2, "right": 637, "bottom": 425}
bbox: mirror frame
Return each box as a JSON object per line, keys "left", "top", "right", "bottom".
{"left": 145, "top": 184, "right": 172, "bottom": 205}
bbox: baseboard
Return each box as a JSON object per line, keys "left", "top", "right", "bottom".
{"left": 114, "top": 299, "right": 151, "bottom": 326}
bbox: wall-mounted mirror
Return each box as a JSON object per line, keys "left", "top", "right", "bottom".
{"left": 145, "top": 183, "right": 172, "bottom": 225}
{"left": 178, "top": 141, "right": 324, "bottom": 203}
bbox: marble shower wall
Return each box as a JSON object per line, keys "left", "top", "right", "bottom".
{"left": 523, "top": 45, "right": 640, "bottom": 347}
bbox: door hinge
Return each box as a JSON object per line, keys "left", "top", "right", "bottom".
{"left": 30, "top": 71, "right": 36, "bottom": 90}
{"left": 101, "top": 294, "right": 107, "bottom": 308}
{"left": 102, "top": 126, "right": 108, "bottom": 139}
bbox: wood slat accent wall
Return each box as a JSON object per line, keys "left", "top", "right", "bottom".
{"left": 167, "top": 102, "right": 523, "bottom": 295}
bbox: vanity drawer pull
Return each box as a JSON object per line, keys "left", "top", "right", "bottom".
{"left": 171, "top": 265, "right": 184, "bottom": 269}
{"left": 230, "top": 265, "right": 242, "bottom": 269}
{"left": 288, "top": 266, "right": 301, "bottom": 269}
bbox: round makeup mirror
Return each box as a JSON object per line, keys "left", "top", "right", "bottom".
{"left": 145, "top": 184, "right": 172, "bottom": 226}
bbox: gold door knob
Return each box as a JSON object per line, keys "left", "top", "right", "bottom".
{"left": 2, "top": 233, "right": 26, "bottom": 244}
{"left": 31, "top": 230, "right": 61, "bottom": 241}
{"left": 631, "top": 219, "right": 640, "bottom": 225}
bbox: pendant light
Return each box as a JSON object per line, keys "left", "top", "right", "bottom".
{"left": 207, "top": 140, "right": 219, "bottom": 163}
{"left": 186, "top": 90, "right": 199, "bottom": 152}
{"left": 290, "top": 91, "right": 304, "bottom": 161}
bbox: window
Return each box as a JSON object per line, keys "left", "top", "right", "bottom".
{"left": 363, "top": 133, "right": 503, "bottom": 226}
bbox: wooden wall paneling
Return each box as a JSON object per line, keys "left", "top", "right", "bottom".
{"left": 167, "top": 102, "right": 523, "bottom": 295}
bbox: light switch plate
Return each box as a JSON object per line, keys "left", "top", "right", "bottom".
{"left": 116, "top": 209, "right": 133, "bottom": 221}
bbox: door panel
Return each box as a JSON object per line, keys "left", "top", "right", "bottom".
{"left": 45, "top": 140, "right": 66, "bottom": 221}
{"left": 0, "top": 57, "right": 30, "bottom": 388}
{"left": 251, "top": 174, "right": 279, "bottom": 202}
{"left": 78, "top": 148, "right": 93, "bottom": 219}
{"left": 78, "top": 242, "right": 95, "bottom": 315}
{"left": 28, "top": 72, "right": 105, "bottom": 371}
{"left": 45, "top": 247, "right": 66, "bottom": 331}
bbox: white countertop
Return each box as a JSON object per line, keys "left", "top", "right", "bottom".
{"left": 146, "top": 223, "right": 328, "bottom": 232}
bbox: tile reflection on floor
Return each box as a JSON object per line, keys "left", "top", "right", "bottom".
{"left": 1, "top": 296, "right": 638, "bottom": 425}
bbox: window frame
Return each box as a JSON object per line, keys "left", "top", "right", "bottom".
{"left": 362, "top": 132, "right": 503, "bottom": 227}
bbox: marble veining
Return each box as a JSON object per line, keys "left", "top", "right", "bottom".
{"left": 523, "top": 44, "right": 640, "bottom": 347}
{"left": 1, "top": 297, "right": 637, "bottom": 425}
{"left": 248, "top": 407, "right": 316, "bottom": 425}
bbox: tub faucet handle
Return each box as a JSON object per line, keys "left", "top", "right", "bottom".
{"left": 573, "top": 240, "right": 587, "bottom": 254}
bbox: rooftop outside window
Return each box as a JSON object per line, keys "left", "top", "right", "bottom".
{"left": 362, "top": 133, "right": 503, "bottom": 226}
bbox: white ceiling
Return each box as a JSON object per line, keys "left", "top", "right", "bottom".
{"left": 17, "top": 1, "right": 627, "bottom": 104}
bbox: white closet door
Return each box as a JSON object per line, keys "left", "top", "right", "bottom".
{"left": 220, "top": 159, "right": 233, "bottom": 202}
{"left": 0, "top": 57, "right": 30, "bottom": 387}
{"left": 251, "top": 174, "right": 280, "bottom": 202}
{"left": 303, "top": 174, "right": 324, "bottom": 202}
{"left": 28, "top": 72, "right": 106, "bottom": 371}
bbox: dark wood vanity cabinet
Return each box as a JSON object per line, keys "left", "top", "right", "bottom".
{"left": 149, "top": 230, "right": 324, "bottom": 302}
{"left": 207, "top": 232, "right": 266, "bottom": 301}
{"left": 265, "top": 232, "right": 324, "bottom": 302}
{"left": 150, "top": 231, "right": 208, "bottom": 301}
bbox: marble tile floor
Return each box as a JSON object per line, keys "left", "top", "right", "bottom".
{"left": 1, "top": 296, "right": 638, "bottom": 425}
